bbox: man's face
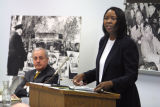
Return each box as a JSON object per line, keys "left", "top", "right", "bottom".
{"left": 133, "top": 3, "right": 138, "bottom": 11}
{"left": 32, "top": 49, "right": 49, "bottom": 71}
{"left": 17, "top": 29, "right": 23, "bottom": 35}
{"left": 148, "top": 5, "right": 156, "bottom": 17}
{"left": 136, "top": 11, "right": 143, "bottom": 25}
{"left": 140, "top": 3, "right": 144, "bottom": 11}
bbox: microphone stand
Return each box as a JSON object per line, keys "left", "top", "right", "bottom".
{"left": 44, "top": 57, "right": 69, "bottom": 86}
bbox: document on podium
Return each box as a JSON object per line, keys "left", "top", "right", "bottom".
{"left": 69, "top": 86, "right": 94, "bottom": 92}
{"left": 29, "top": 82, "right": 94, "bottom": 93}
{"left": 50, "top": 84, "right": 94, "bottom": 93}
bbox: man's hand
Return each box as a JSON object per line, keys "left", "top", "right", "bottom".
{"left": 11, "top": 94, "right": 21, "bottom": 101}
{"left": 94, "top": 81, "right": 113, "bottom": 92}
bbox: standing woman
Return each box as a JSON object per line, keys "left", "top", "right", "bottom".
{"left": 73, "top": 7, "right": 141, "bottom": 107}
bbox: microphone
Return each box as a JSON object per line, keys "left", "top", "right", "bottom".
{"left": 44, "top": 57, "right": 70, "bottom": 84}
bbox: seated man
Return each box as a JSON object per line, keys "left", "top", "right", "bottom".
{"left": 14, "top": 47, "right": 58, "bottom": 98}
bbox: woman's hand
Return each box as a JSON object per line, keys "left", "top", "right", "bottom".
{"left": 73, "top": 73, "right": 85, "bottom": 86}
{"left": 94, "top": 81, "right": 113, "bottom": 92}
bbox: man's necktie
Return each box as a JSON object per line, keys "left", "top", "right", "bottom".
{"left": 34, "top": 71, "right": 40, "bottom": 80}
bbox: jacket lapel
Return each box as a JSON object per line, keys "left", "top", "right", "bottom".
{"left": 33, "top": 65, "right": 50, "bottom": 82}
{"left": 101, "top": 39, "right": 120, "bottom": 80}
{"left": 31, "top": 70, "right": 36, "bottom": 82}
{"left": 96, "top": 37, "right": 108, "bottom": 82}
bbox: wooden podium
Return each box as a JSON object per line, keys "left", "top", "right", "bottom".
{"left": 28, "top": 83, "right": 120, "bottom": 107}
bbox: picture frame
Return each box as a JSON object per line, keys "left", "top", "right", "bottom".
{"left": 8, "top": 15, "right": 81, "bottom": 78}
{"left": 124, "top": 0, "right": 160, "bottom": 75}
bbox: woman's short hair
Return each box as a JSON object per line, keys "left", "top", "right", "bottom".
{"left": 102, "top": 7, "right": 127, "bottom": 39}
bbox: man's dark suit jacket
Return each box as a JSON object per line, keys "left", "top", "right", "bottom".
{"left": 15, "top": 65, "right": 58, "bottom": 98}
{"left": 83, "top": 36, "right": 141, "bottom": 107}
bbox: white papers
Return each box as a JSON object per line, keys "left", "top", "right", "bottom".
{"left": 69, "top": 86, "right": 94, "bottom": 92}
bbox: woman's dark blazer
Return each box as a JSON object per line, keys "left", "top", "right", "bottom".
{"left": 83, "top": 35, "right": 141, "bottom": 107}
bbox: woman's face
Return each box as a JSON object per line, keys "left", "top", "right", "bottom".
{"left": 144, "top": 25, "right": 153, "bottom": 40}
{"left": 104, "top": 10, "right": 117, "bottom": 35}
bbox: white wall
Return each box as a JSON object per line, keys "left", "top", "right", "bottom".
{"left": 137, "top": 74, "right": 160, "bottom": 107}
{"left": 0, "top": 0, "right": 159, "bottom": 106}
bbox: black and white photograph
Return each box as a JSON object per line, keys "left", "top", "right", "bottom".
{"left": 125, "top": 2, "right": 160, "bottom": 72}
{"left": 7, "top": 15, "right": 81, "bottom": 78}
